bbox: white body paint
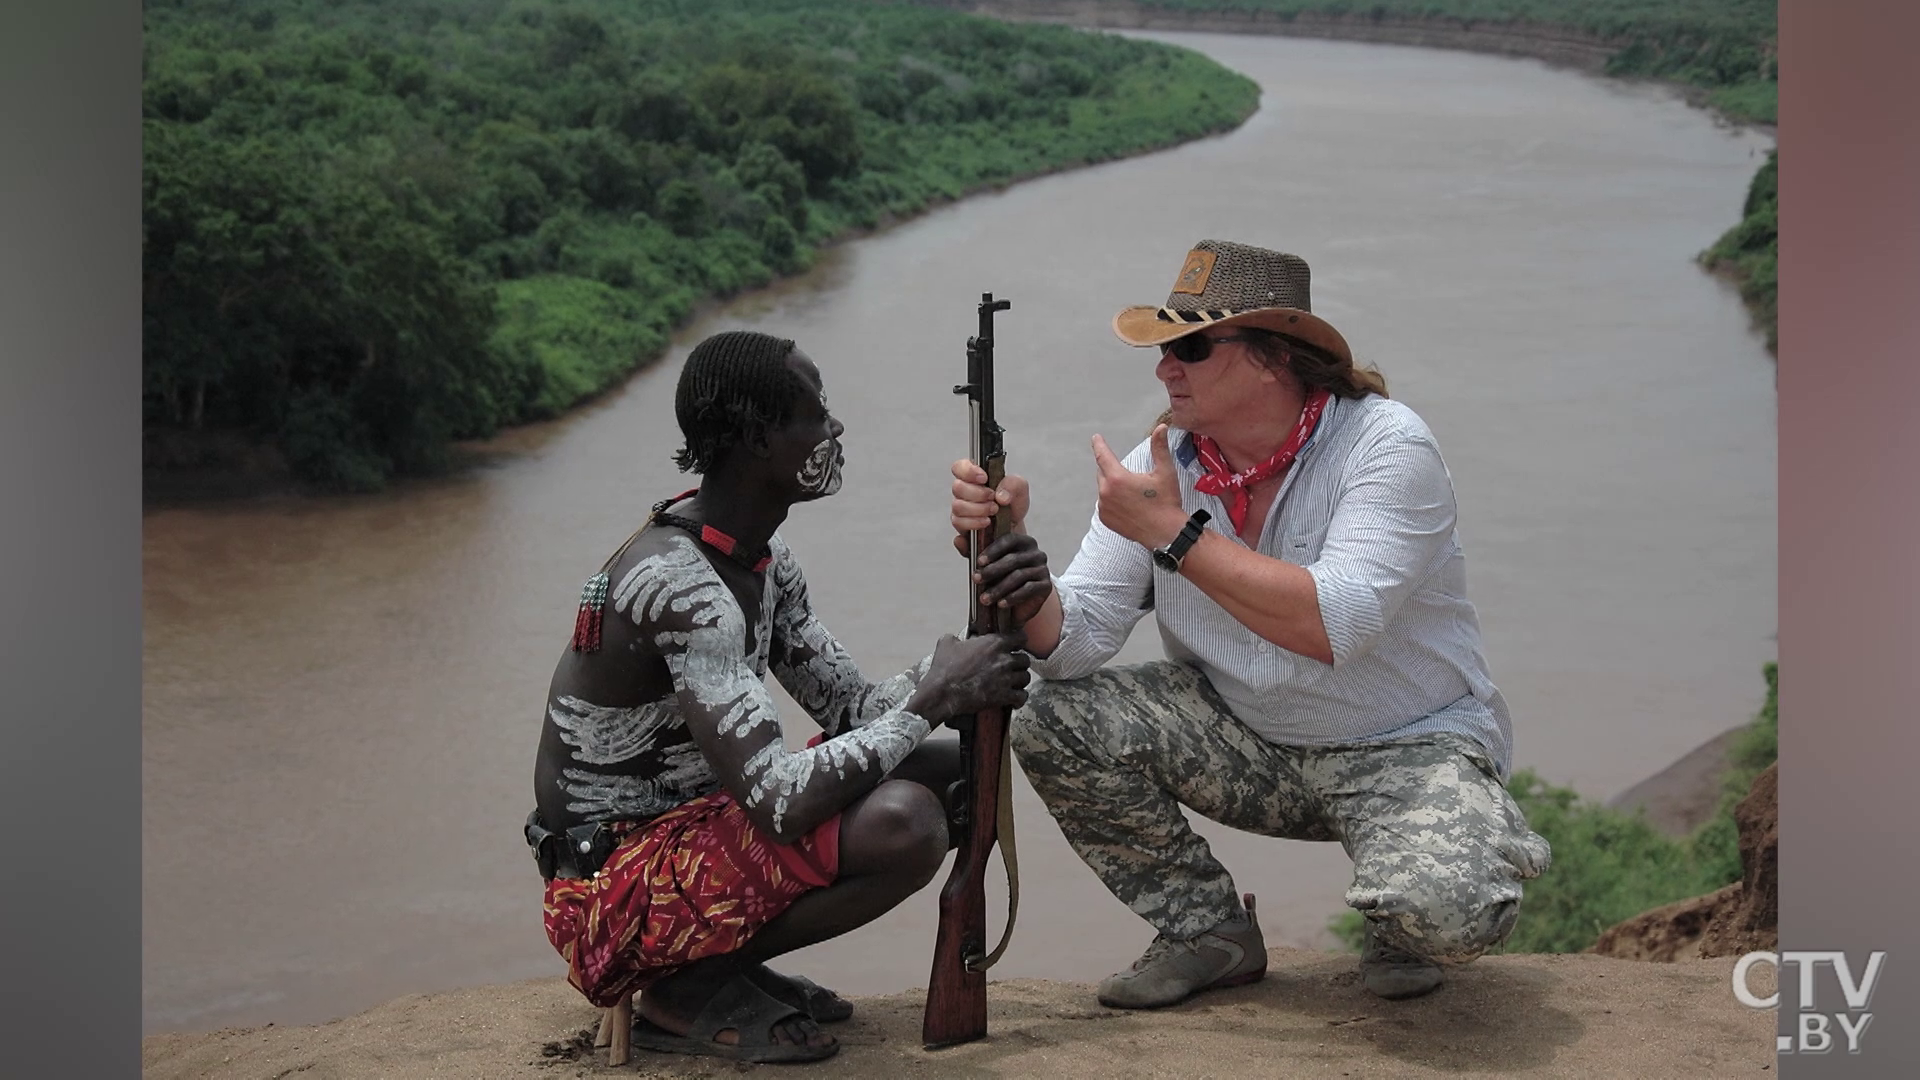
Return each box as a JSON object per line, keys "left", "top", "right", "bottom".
{"left": 548, "top": 696, "right": 680, "bottom": 765}
{"left": 562, "top": 746, "right": 713, "bottom": 819}
{"left": 546, "top": 532, "right": 933, "bottom": 836}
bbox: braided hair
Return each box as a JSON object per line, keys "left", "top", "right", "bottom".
{"left": 673, "top": 330, "right": 806, "bottom": 474}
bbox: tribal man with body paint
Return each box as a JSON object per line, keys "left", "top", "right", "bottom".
{"left": 528, "top": 330, "right": 1036, "bottom": 1064}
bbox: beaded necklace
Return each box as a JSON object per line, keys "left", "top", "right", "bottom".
{"left": 568, "top": 490, "right": 773, "bottom": 653}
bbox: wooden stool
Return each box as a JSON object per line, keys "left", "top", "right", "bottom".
{"left": 594, "top": 992, "right": 633, "bottom": 1066}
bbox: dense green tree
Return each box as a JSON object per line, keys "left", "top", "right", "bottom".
{"left": 143, "top": 0, "right": 1260, "bottom": 488}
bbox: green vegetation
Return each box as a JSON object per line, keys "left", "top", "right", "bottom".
{"left": 1702, "top": 149, "right": 1777, "bottom": 353}
{"left": 144, "top": 0, "right": 1259, "bottom": 489}
{"left": 1074, "top": 0, "right": 1776, "bottom": 123}
{"left": 1331, "top": 662, "right": 1778, "bottom": 954}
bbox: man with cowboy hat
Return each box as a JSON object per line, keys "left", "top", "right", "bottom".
{"left": 951, "top": 240, "right": 1552, "bottom": 1007}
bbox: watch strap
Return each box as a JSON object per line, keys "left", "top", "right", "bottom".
{"left": 1168, "top": 509, "right": 1210, "bottom": 558}
{"left": 1157, "top": 509, "right": 1212, "bottom": 569}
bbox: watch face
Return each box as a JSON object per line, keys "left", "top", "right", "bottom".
{"left": 1152, "top": 549, "right": 1179, "bottom": 572}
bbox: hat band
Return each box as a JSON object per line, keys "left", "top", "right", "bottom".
{"left": 1156, "top": 307, "right": 1236, "bottom": 324}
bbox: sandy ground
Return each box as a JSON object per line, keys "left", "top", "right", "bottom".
{"left": 142, "top": 946, "right": 1776, "bottom": 1079}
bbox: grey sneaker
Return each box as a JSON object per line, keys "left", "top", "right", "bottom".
{"left": 1360, "top": 919, "right": 1444, "bottom": 1000}
{"left": 1097, "top": 893, "right": 1267, "bottom": 1009}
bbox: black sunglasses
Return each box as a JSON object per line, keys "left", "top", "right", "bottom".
{"left": 1164, "top": 332, "right": 1260, "bottom": 365}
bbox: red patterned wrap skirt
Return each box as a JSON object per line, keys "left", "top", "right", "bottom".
{"left": 542, "top": 790, "right": 842, "bottom": 1007}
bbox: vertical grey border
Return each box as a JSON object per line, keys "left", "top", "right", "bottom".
{"left": 0, "top": 1, "right": 142, "bottom": 1075}
{"left": 1778, "top": 0, "right": 1920, "bottom": 1075}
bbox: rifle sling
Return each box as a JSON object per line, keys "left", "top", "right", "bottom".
{"left": 969, "top": 723, "right": 1019, "bottom": 972}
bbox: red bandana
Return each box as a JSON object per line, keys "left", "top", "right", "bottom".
{"left": 1191, "top": 389, "right": 1332, "bottom": 533}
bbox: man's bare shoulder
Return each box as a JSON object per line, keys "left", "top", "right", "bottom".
{"left": 607, "top": 529, "right": 735, "bottom": 639}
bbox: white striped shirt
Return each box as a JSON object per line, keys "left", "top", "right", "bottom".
{"left": 1033, "top": 393, "right": 1514, "bottom": 776}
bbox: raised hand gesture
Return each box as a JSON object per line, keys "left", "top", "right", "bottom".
{"left": 1090, "top": 424, "right": 1188, "bottom": 549}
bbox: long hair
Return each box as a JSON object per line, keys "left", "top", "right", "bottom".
{"left": 1248, "top": 329, "right": 1388, "bottom": 400}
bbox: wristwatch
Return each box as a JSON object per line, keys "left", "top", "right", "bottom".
{"left": 1150, "top": 510, "right": 1211, "bottom": 573}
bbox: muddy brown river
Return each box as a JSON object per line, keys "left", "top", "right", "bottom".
{"left": 142, "top": 32, "right": 1777, "bottom": 1033}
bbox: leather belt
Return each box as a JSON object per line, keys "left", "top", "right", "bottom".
{"left": 524, "top": 809, "right": 617, "bottom": 881}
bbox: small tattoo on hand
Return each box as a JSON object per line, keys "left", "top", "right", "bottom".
{"left": 1143, "top": 487, "right": 1157, "bottom": 498}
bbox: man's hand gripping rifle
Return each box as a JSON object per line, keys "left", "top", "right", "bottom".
{"left": 922, "top": 293, "right": 1020, "bottom": 1050}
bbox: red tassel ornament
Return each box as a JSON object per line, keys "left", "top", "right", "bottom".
{"left": 565, "top": 490, "right": 771, "bottom": 655}
{"left": 569, "top": 571, "right": 611, "bottom": 653}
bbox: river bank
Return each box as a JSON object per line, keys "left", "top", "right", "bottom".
{"left": 142, "top": 1, "right": 1265, "bottom": 494}
{"left": 139, "top": 110, "right": 1257, "bottom": 506}
{"left": 142, "top": 947, "right": 1773, "bottom": 1078}
{"left": 918, "top": 0, "right": 1774, "bottom": 132}
{"left": 143, "top": 0, "right": 1777, "bottom": 501}
{"left": 925, "top": 1, "right": 1779, "bottom": 352}
{"left": 930, "top": 1, "right": 1616, "bottom": 71}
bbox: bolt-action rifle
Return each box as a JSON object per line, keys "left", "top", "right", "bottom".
{"left": 922, "top": 292, "right": 1020, "bottom": 1050}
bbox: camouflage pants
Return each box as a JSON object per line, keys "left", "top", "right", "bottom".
{"left": 1014, "top": 661, "right": 1552, "bottom": 963}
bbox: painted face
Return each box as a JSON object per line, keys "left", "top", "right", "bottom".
{"left": 782, "top": 350, "right": 844, "bottom": 500}
{"left": 796, "top": 389, "right": 843, "bottom": 497}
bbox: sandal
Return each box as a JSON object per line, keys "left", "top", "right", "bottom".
{"left": 630, "top": 974, "right": 839, "bottom": 1064}
{"left": 750, "top": 966, "right": 854, "bottom": 1023}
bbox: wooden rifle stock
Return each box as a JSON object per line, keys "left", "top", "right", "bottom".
{"left": 923, "top": 294, "right": 1018, "bottom": 1050}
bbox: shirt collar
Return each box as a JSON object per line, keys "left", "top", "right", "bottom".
{"left": 1173, "top": 394, "right": 1340, "bottom": 469}
{"left": 1175, "top": 429, "right": 1200, "bottom": 468}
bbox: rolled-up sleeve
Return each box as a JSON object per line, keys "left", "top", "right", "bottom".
{"left": 1306, "top": 426, "right": 1458, "bottom": 668}
{"left": 1032, "top": 448, "right": 1156, "bottom": 680}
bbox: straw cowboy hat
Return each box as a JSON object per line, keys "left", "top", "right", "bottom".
{"left": 1112, "top": 240, "right": 1352, "bottom": 365}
